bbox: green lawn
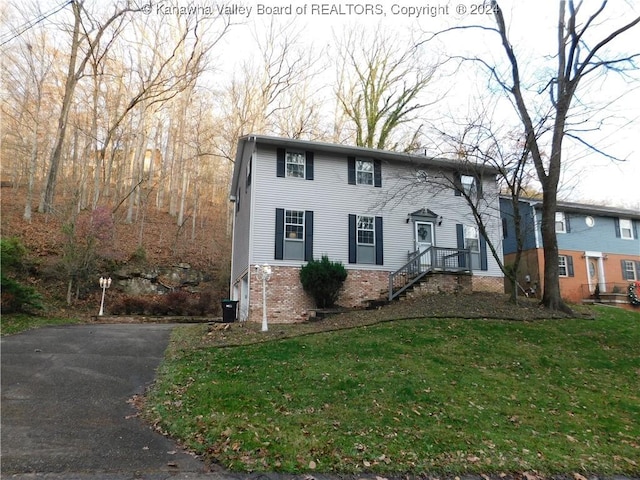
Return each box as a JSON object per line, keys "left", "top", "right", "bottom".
{"left": 6, "top": 297, "right": 637, "bottom": 475}
{"left": 144, "top": 306, "right": 640, "bottom": 476}
{"left": 0, "top": 313, "right": 85, "bottom": 335}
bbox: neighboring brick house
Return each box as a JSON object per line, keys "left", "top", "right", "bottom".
{"left": 229, "top": 135, "right": 504, "bottom": 323}
{"left": 500, "top": 197, "right": 640, "bottom": 309}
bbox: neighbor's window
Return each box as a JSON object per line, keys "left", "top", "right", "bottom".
{"left": 356, "top": 160, "right": 374, "bottom": 185}
{"left": 284, "top": 209, "right": 304, "bottom": 259}
{"left": 558, "top": 255, "right": 568, "bottom": 277}
{"left": 286, "top": 151, "right": 305, "bottom": 178}
{"left": 623, "top": 260, "right": 638, "bottom": 281}
{"left": 555, "top": 212, "right": 567, "bottom": 233}
{"left": 464, "top": 225, "right": 479, "bottom": 252}
{"left": 619, "top": 218, "right": 633, "bottom": 239}
{"left": 357, "top": 215, "right": 375, "bottom": 263}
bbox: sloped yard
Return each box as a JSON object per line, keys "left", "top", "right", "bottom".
{"left": 143, "top": 296, "right": 640, "bottom": 476}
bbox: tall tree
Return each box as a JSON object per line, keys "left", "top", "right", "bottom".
{"left": 38, "top": 0, "right": 133, "bottom": 213}
{"left": 336, "top": 27, "right": 436, "bottom": 150}
{"left": 433, "top": 1, "right": 640, "bottom": 311}
{"left": 494, "top": 1, "right": 639, "bottom": 312}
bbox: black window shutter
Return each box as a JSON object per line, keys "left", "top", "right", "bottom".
{"left": 566, "top": 214, "right": 571, "bottom": 233}
{"left": 567, "top": 255, "right": 574, "bottom": 277}
{"left": 633, "top": 220, "right": 638, "bottom": 239}
{"left": 454, "top": 172, "right": 462, "bottom": 196}
{"left": 374, "top": 160, "right": 382, "bottom": 187}
{"left": 304, "top": 211, "right": 314, "bottom": 261}
{"left": 480, "top": 233, "right": 488, "bottom": 271}
{"left": 614, "top": 217, "right": 620, "bottom": 238}
{"left": 476, "top": 175, "right": 483, "bottom": 198}
{"left": 456, "top": 224, "right": 466, "bottom": 268}
{"left": 348, "top": 157, "right": 356, "bottom": 185}
{"left": 305, "top": 151, "right": 314, "bottom": 180}
{"left": 375, "top": 216, "right": 384, "bottom": 265}
{"left": 275, "top": 208, "right": 284, "bottom": 259}
{"left": 635, "top": 261, "right": 640, "bottom": 280}
{"left": 348, "top": 214, "right": 357, "bottom": 263}
{"left": 502, "top": 218, "right": 508, "bottom": 238}
{"left": 276, "top": 148, "right": 285, "bottom": 177}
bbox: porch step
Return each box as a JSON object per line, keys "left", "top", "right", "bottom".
{"left": 581, "top": 293, "right": 631, "bottom": 308}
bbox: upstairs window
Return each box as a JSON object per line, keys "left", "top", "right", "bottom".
{"left": 356, "top": 160, "right": 374, "bottom": 185}
{"left": 555, "top": 212, "right": 567, "bottom": 233}
{"left": 619, "top": 218, "right": 633, "bottom": 239}
{"left": 286, "top": 151, "right": 305, "bottom": 178}
{"left": 454, "top": 172, "right": 482, "bottom": 198}
{"left": 348, "top": 157, "right": 382, "bottom": 187}
{"left": 461, "top": 175, "right": 476, "bottom": 197}
{"left": 276, "top": 148, "right": 314, "bottom": 180}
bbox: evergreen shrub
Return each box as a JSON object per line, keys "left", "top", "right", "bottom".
{"left": 299, "top": 255, "right": 347, "bottom": 308}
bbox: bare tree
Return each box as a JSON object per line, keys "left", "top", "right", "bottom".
{"left": 38, "top": 0, "right": 134, "bottom": 214}
{"left": 434, "top": 114, "right": 539, "bottom": 303}
{"left": 335, "top": 27, "right": 436, "bottom": 151}
{"left": 430, "top": 1, "right": 640, "bottom": 312}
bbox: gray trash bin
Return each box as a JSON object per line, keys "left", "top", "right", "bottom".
{"left": 221, "top": 299, "right": 238, "bottom": 323}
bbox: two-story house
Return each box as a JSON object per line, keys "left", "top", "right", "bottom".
{"left": 230, "top": 135, "right": 505, "bottom": 323}
{"left": 500, "top": 197, "right": 640, "bottom": 309}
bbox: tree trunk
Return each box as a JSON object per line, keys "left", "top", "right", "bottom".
{"left": 39, "top": 1, "right": 82, "bottom": 213}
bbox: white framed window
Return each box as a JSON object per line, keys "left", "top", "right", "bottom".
{"left": 558, "top": 255, "right": 568, "bottom": 277}
{"left": 284, "top": 209, "right": 304, "bottom": 259}
{"left": 619, "top": 218, "right": 633, "bottom": 239}
{"left": 356, "top": 160, "right": 374, "bottom": 185}
{"left": 286, "top": 151, "right": 305, "bottom": 178}
{"left": 357, "top": 215, "right": 375, "bottom": 264}
{"left": 555, "top": 212, "right": 566, "bottom": 233}
{"left": 623, "top": 260, "right": 637, "bottom": 280}
{"left": 460, "top": 175, "right": 477, "bottom": 196}
{"left": 464, "top": 225, "right": 479, "bottom": 252}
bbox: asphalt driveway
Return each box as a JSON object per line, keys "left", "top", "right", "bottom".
{"left": 1, "top": 323, "right": 208, "bottom": 477}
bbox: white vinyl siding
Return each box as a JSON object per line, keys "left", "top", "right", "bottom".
{"left": 248, "top": 144, "right": 503, "bottom": 276}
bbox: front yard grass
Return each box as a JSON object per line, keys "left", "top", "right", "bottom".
{"left": 145, "top": 306, "right": 640, "bottom": 476}
{"left": 0, "top": 313, "right": 84, "bottom": 335}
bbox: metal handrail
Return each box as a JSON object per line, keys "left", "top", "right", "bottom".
{"left": 388, "top": 247, "right": 471, "bottom": 301}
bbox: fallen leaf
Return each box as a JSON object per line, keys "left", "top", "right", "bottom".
{"left": 308, "top": 460, "right": 316, "bottom": 469}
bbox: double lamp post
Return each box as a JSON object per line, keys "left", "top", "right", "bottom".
{"left": 98, "top": 276, "right": 112, "bottom": 316}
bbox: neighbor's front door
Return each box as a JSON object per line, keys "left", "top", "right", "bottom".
{"left": 415, "top": 221, "right": 434, "bottom": 270}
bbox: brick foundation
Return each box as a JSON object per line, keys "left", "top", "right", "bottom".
{"left": 406, "top": 272, "right": 472, "bottom": 298}
{"left": 246, "top": 266, "right": 504, "bottom": 324}
{"left": 471, "top": 275, "right": 505, "bottom": 293}
{"left": 247, "top": 266, "right": 389, "bottom": 324}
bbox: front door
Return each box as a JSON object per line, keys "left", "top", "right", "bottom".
{"left": 415, "top": 221, "right": 434, "bottom": 270}
{"left": 587, "top": 256, "right": 606, "bottom": 294}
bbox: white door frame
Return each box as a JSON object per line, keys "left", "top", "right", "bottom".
{"left": 584, "top": 251, "right": 606, "bottom": 293}
{"left": 414, "top": 221, "right": 434, "bottom": 269}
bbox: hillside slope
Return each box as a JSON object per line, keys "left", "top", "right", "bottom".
{"left": 1, "top": 184, "right": 231, "bottom": 315}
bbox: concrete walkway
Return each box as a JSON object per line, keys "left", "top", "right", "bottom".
{"left": 1, "top": 324, "right": 208, "bottom": 477}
